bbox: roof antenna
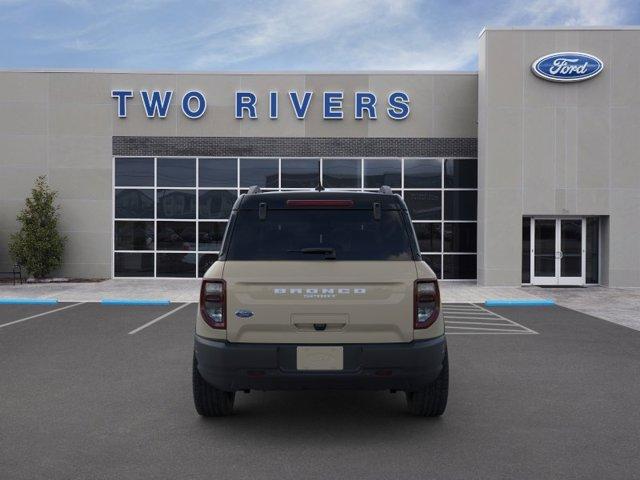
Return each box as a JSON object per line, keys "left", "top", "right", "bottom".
{"left": 314, "top": 160, "right": 325, "bottom": 191}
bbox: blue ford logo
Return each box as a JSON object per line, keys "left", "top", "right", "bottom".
{"left": 235, "top": 309, "right": 254, "bottom": 318}
{"left": 531, "top": 52, "right": 603, "bottom": 83}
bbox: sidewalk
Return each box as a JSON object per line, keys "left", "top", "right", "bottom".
{"left": 1, "top": 279, "right": 639, "bottom": 331}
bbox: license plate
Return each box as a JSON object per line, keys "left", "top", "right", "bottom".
{"left": 296, "top": 346, "right": 344, "bottom": 371}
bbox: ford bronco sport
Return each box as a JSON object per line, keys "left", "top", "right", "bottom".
{"left": 193, "top": 186, "right": 448, "bottom": 417}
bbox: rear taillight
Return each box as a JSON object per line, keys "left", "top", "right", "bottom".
{"left": 414, "top": 280, "right": 440, "bottom": 329}
{"left": 200, "top": 279, "right": 226, "bottom": 329}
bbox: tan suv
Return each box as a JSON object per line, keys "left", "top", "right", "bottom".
{"left": 192, "top": 187, "right": 448, "bottom": 416}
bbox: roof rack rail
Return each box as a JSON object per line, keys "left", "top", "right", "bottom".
{"left": 378, "top": 185, "right": 393, "bottom": 195}
{"left": 246, "top": 185, "right": 262, "bottom": 195}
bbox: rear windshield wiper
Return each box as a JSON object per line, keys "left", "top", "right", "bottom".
{"left": 287, "top": 247, "right": 337, "bottom": 260}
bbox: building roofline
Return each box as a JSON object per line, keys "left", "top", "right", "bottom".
{"left": 0, "top": 68, "right": 478, "bottom": 76}
{"left": 479, "top": 25, "right": 640, "bottom": 37}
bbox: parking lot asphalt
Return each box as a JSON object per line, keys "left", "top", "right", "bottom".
{"left": 1, "top": 303, "right": 639, "bottom": 480}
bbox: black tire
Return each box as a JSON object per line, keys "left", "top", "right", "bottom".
{"left": 192, "top": 354, "right": 235, "bottom": 417}
{"left": 405, "top": 351, "right": 449, "bottom": 417}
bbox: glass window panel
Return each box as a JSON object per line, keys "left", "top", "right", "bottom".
{"left": 199, "top": 253, "right": 219, "bottom": 277}
{"left": 404, "top": 191, "right": 441, "bottom": 220}
{"left": 404, "top": 159, "right": 441, "bottom": 188}
{"left": 281, "top": 158, "right": 320, "bottom": 188}
{"left": 114, "top": 221, "right": 154, "bottom": 251}
{"left": 444, "top": 191, "right": 477, "bottom": 220}
{"left": 363, "top": 159, "right": 401, "bottom": 188}
{"left": 157, "top": 189, "right": 196, "bottom": 219}
{"left": 422, "top": 254, "right": 442, "bottom": 279}
{"left": 443, "top": 223, "right": 477, "bottom": 252}
{"left": 199, "top": 158, "right": 237, "bottom": 187}
{"left": 322, "top": 159, "right": 361, "bottom": 188}
{"left": 115, "top": 189, "right": 154, "bottom": 219}
{"left": 586, "top": 217, "right": 599, "bottom": 284}
{"left": 413, "top": 223, "right": 441, "bottom": 252}
{"left": 444, "top": 159, "right": 477, "bottom": 188}
{"left": 156, "top": 253, "right": 196, "bottom": 278}
{"left": 199, "top": 222, "right": 226, "bottom": 251}
{"left": 114, "top": 252, "right": 154, "bottom": 277}
{"left": 199, "top": 190, "right": 237, "bottom": 219}
{"left": 157, "top": 158, "right": 196, "bottom": 187}
{"left": 522, "top": 218, "right": 531, "bottom": 284}
{"left": 156, "top": 221, "right": 196, "bottom": 250}
{"left": 240, "top": 158, "right": 278, "bottom": 188}
{"left": 115, "top": 158, "right": 154, "bottom": 187}
{"left": 443, "top": 254, "right": 477, "bottom": 279}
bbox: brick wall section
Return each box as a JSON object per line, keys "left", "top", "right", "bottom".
{"left": 113, "top": 137, "right": 477, "bottom": 158}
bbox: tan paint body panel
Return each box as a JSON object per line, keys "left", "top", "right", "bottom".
{"left": 197, "top": 260, "right": 443, "bottom": 344}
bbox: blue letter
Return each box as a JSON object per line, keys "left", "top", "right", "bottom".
{"left": 323, "top": 91, "right": 343, "bottom": 119}
{"left": 140, "top": 90, "right": 173, "bottom": 118}
{"left": 235, "top": 91, "right": 257, "bottom": 119}
{"left": 355, "top": 92, "right": 377, "bottom": 120}
{"left": 269, "top": 91, "right": 278, "bottom": 119}
{"left": 289, "top": 91, "right": 313, "bottom": 119}
{"left": 181, "top": 90, "right": 206, "bottom": 119}
{"left": 111, "top": 90, "right": 133, "bottom": 118}
{"left": 387, "top": 91, "right": 410, "bottom": 120}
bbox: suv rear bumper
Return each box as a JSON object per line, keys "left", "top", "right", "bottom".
{"left": 194, "top": 335, "right": 447, "bottom": 392}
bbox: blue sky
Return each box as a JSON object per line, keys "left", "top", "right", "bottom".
{"left": 1, "top": 0, "right": 639, "bottom": 71}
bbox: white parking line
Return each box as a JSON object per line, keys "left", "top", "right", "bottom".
{"left": 128, "top": 303, "right": 192, "bottom": 335}
{"left": 0, "top": 303, "right": 84, "bottom": 329}
{"left": 474, "top": 303, "right": 538, "bottom": 334}
{"left": 442, "top": 303, "right": 538, "bottom": 335}
{"left": 446, "top": 325, "right": 532, "bottom": 332}
{"left": 446, "top": 320, "right": 522, "bottom": 327}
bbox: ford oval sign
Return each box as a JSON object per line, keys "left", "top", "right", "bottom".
{"left": 531, "top": 52, "right": 604, "bottom": 83}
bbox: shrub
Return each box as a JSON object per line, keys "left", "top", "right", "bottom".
{"left": 9, "top": 176, "right": 66, "bottom": 279}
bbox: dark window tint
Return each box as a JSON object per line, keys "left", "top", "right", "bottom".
{"left": 115, "top": 158, "right": 154, "bottom": 187}
{"left": 404, "top": 159, "right": 441, "bottom": 188}
{"left": 240, "top": 158, "right": 278, "bottom": 188}
{"left": 157, "top": 253, "right": 196, "bottom": 277}
{"left": 199, "top": 190, "right": 236, "bottom": 219}
{"left": 281, "top": 158, "right": 319, "bottom": 188}
{"left": 199, "top": 222, "right": 226, "bottom": 251}
{"left": 115, "top": 189, "right": 154, "bottom": 219}
{"left": 114, "top": 221, "right": 154, "bottom": 250}
{"left": 156, "top": 221, "right": 196, "bottom": 250}
{"left": 363, "top": 159, "right": 401, "bottom": 188}
{"left": 404, "top": 191, "right": 441, "bottom": 220}
{"left": 413, "top": 223, "right": 441, "bottom": 252}
{"left": 444, "top": 159, "right": 477, "bottom": 188}
{"left": 157, "top": 158, "right": 196, "bottom": 187}
{"left": 422, "top": 254, "right": 442, "bottom": 279}
{"left": 444, "top": 191, "right": 476, "bottom": 220}
{"left": 226, "top": 210, "right": 415, "bottom": 261}
{"left": 114, "top": 252, "right": 154, "bottom": 277}
{"left": 199, "top": 158, "right": 237, "bottom": 187}
{"left": 444, "top": 223, "right": 477, "bottom": 252}
{"left": 586, "top": 217, "right": 599, "bottom": 284}
{"left": 157, "top": 189, "right": 196, "bottom": 219}
{"left": 522, "top": 218, "right": 531, "bottom": 283}
{"left": 443, "top": 254, "right": 477, "bottom": 279}
{"left": 199, "top": 253, "right": 219, "bottom": 277}
{"left": 322, "top": 159, "right": 361, "bottom": 188}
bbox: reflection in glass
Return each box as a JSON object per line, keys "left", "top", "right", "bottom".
{"left": 534, "top": 220, "right": 556, "bottom": 277}
{"left": 444, "top": 191, "right": 477, "bottom": 220}
{"left": 199, "top": 222, "right": 227, "bottom": 251}
{"left": 157, "top": 158, "right": 196, "bottom": 187}
{"left": 157, "top": 189, "right": 196, "bottom": 219}
{"left": 363, "top": 159, "right": 401, "bottom": 188}
{"left": 281, "top": 159, "right": 319, "bottom": 188}
{"left": 199, "top": 158, "right": 237, "bottom": 187}
{"left": 240, "top": 158, "right": 278, "bottom": 187}
{"left": 115, "top": 158, "right": 154, "bottom": 187}
{"left": 404, "top": 191, "right": 441, "bottom": 220}
{"left": 586, "top": 217, "right": 599, "bottom": 284}
{"left": 404, "top": 159, "right": 441, "bottom": 188}
{"left": 199, "top": 190, "right": 236, "bottom": 219}
{"left": 156, "top": 222, "right": 196, "bottom": 250}
{"left": 156, "top": 253, "right": 196, "bottom": 277}
{"left": 322, "top": 159, "right": 361, "bottom": 188}
{"left": 413, "top": 223, "right": 441, "bottom": 252}
{"left": 522, "top": 218, "right": 531, "bottom": 283}
{"left": 422, "top": 254, "right": 442, "bottom": 279}
{"left": 444, "top": 159, "right": 477, "bottom": 188}
{"left": 443, "top": 255, "right": 477, "bottom": 279}
{"left": 560, "top": 219, "right": 582, "bottom": 277}
{"left": 114, "top": 252, "right": 154, "bottom": 277}
{"left": 114, "top": 221, "right": 154, "bottom": 250}
{"left": 115, "top": 189, "right": 154, "bottom": 219}
{"left": 444, "top": 223, "right": 476, "bottom": 252}
{"left": 199, "top": 254, "right": 219, "bottom": 277}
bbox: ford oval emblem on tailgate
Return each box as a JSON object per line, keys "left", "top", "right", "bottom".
{"left": 235, "top": 309, "right": 254, "bottom": 318}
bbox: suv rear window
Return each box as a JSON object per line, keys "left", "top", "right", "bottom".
{"left": 224, "top": 209, "right": 416, "bottom": 261}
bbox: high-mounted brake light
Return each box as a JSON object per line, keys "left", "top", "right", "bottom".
{"left": 414, "top": 279, "right": 440, "bottom": 329}
{"left": 200, "top": 279, "right": 226, "bottom": 329}
{"left": 286, "top": 199, "right": 354, "bottom": 207}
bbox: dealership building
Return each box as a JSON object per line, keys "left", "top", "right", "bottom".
{"left": 1, "top": 26, "right": 639, "bottom": 286}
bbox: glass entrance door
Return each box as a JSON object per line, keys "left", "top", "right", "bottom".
{"left": 531, "top": 218, "right": 586, "bottom": 286}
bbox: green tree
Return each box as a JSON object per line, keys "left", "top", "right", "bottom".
{"left": 9, "top": 176, "right": 66, "bottom": 279}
